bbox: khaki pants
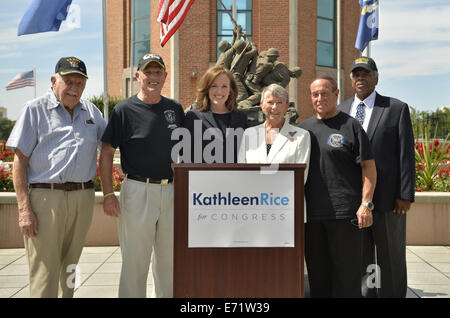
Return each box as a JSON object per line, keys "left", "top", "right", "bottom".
{"left": 118, "top": 178, "right": 174, "bottom": 298}
{"left": 25, "top": 188, "right": 94, "bottom": 298}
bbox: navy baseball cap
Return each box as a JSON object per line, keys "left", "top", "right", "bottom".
{"left": 350, "top": 56, "right": 378, "bottom": 73}
{"left": 55, "top": 57, "right": 88, "bottom": 78}
{"left": 137, "top": 53, "right": 166, "bottom": 70}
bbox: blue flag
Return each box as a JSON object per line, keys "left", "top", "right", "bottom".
{"left": 18, "top": 0, "right": 73, "bottom": 36}
{"left": 355, "top": 0, "right": 379, "bottom": 52}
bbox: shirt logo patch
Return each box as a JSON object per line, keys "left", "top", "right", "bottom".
{"left": 327, "top": 134, "right": 344, "bottom": 148}
{"left": 164, "top": 110, "right": 176, "bottom": 124}
{"left": 164, "top": 110, "right": 178, "bottom": 129}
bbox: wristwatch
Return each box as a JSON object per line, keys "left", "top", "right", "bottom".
{"left": 361, "top": 202, "right": 374, "bottom": 211}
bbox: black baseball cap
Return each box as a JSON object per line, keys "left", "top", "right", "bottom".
{"left": 350, "top": 56, "right": 378, "bottom": 73}
{"left": 55, "top": 57, "right": 88, "bottom": 78}
{"left": 137, "top": 53, "right": 166, "bottom": 70}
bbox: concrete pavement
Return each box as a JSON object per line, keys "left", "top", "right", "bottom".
{"left": 0, "top": 245, "right": 449, "bottom": 298}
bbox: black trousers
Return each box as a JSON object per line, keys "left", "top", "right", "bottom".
{"left": 305, "top": 219, "right": 363, "bottom": 298}
{"left": 362, "top": 211, "right": 407, "bottom": 298}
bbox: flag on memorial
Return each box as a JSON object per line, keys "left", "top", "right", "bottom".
{"left": 5, "top": 70, "right": 35, "bottom": 91}
{"left": 157, "top": 0, "right": 195, "bottom": 47}
{"left": 18, "top": 0, "right": 73, "bottom": 36}
{"left": 355, "top": 0, "right": 379, "bottom": 52}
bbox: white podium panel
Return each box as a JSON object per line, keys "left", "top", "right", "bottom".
{"left": 188, "top": 170, "right": 294, "bottom": 247}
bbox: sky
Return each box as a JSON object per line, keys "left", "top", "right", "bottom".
{"left": 0, "top": 0, "right": 103, "bottom": 121}
{"left": 0, "top": 0, "right": 450, "bottom": 121}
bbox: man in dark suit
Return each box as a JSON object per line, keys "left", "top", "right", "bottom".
{"left": 338, "top": 56, "right": 415, "bottom": 298}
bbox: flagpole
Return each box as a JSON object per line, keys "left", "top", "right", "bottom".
{"left": 33, "top": 66, "right": 36, "bottom": 99}
{"left": 365, "top": 42, "right": 371, "bottom": 57}
{"left": 218, "top": 0, "right": 238, "bottom": 27}
{"left": 102, "top": 0, "right": 109, "bottom": 120}
{"left": 336, "top": 0, "right": 342, "bottom": 103}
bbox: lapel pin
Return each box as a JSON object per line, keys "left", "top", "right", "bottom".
{"left": 288, "top": 131, "right": 296, "bottom": 141}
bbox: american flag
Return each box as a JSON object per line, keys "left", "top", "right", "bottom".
{"left": 5, "top": 70, "right": 35, "bottom": 91}
{"left": 157, "top": 0, "right": 195, "bottom": 47}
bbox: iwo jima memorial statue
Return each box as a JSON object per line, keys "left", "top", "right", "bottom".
{"left": 191, "top": 17, "right": 302, "bottom": 126}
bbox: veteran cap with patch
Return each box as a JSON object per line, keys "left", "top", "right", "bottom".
{"left": 137, "top": 53, "right": 166, "bottom": 70}
{"left": 55, "top": 57, "right": 88, "bottom": 78}
{"left": 350, "top": 56, "right": 378, "bottom": 73}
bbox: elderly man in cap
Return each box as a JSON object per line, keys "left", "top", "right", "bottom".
{"left": 338, "top": 56, "right": 415, "bottom": 298}
{"left": 7, "top": 57, "right": 106, "bottom": 298}
{"left": 100, "top": 53, "right": 184, "bottom": 298}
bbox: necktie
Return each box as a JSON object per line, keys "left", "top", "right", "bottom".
{"left": 355, "top": 102, "right": 366, "bottom": 125}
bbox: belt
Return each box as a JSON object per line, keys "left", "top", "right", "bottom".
{"left": 127, "top": 174, "right": 172, "bottom": 184}
{"left": 29, "top": 181, "right": 94, "bottom": 191}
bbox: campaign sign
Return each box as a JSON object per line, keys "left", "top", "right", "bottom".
{"left": 188, "top": 170, "right": 295, "bottom": 247}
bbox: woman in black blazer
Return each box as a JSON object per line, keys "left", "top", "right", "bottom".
{"left": 185, "top": 65, "right": 247, "bottom": 163}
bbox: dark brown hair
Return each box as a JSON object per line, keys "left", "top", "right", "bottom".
{"left": 196, "top": 65, "right": 238, "bottom": 112}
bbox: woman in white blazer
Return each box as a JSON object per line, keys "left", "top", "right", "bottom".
{"left": 238, "top": 84, "right": 311, "bottom": 182}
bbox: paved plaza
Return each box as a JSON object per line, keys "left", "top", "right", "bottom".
{"left": 0, "top": 245, "right": 449, "bottom": 298}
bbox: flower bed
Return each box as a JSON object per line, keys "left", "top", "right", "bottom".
{"left": 415, "top": 137, "right": 450, "bottom": 192}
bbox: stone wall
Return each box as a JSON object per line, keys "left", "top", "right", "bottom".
{"left": 1, "top": 192, "right": 448, "bottom": 248}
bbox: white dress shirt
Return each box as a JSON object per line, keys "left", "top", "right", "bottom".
{"left": 350, "top": 90, "right": 377, "bottom": 132}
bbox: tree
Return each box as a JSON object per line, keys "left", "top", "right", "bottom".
{"left": 410, "top": 106, "right": 449, "bottom": 140}
{"left": 88, "top": 95, "right": 123, "bottom": 119}
{"left": 0, "top": 118, "right": 16, "bottom": 140}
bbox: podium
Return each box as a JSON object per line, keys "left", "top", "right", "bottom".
{"left": 172, "top": 163, "right": 305, "bottom": 298}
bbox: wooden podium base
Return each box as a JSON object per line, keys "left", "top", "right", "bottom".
{"left": 172, "top": 164, "right": 305, "bottom": 298}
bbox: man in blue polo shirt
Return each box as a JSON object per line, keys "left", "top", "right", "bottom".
{"left": 7, "top": 57, "right": 106, "bottom": 297}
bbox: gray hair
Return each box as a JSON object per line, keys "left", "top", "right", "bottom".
{"left": 261, "top": 83, "right": 289, "bottom": 104}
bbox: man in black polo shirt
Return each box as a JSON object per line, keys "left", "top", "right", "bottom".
{"left": 299, "top": 76, "right": 377, "bottom": 297}
{"left": 100, "top": 53, "right": 184, "bottom": 298}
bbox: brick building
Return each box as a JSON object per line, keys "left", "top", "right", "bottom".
{"left": 106, "top": 0, "right": 361, "bottom": 121}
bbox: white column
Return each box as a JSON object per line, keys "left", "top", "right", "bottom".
{"left": 102, "top": 0, "right": 109, "bottom": 120}
{"left": 289, "top": 0, "right": 298, "bottom": 107}
{"left": 170, "top": 31, "right": 179, "bottom": 101}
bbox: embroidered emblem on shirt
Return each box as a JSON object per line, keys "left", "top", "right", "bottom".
{"left": 164, "top": 110, "right": 176, "bottom": 124}
{"left": 85, "top": 119, "right": 95, "bottom": 124}
{"left": 164, "top": 110, "right": 178, "bottom": 129}
{"left": 327, "top": 134, "right": 344, "bottom": 148}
